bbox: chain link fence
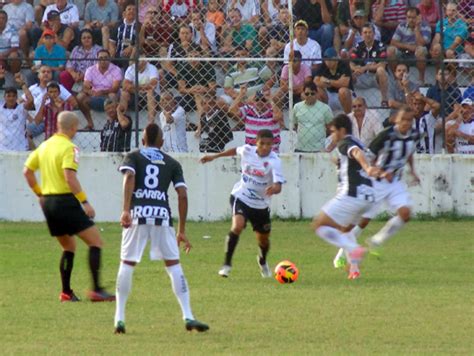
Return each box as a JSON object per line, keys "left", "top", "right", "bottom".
{"left": 0, "top": 0, "right": 472, "bottom": 154}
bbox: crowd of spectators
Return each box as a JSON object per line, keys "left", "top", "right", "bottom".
{"left": 0, "top": 0, "right": 472, "bottom": 154}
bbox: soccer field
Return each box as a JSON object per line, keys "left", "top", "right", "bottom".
{"left": 1, "top": 220, "right": 472, "bottom": 355}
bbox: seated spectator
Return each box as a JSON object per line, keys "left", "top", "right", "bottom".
{"left": 170, "top": 0, "right": 190, "bottom": 20}
{"left": 206, "top": 0, "right": 225, "bottom": 32}
{"left": 42, "top": 0, "right": 79, "bottom": 29}
{"left": 176, "top": 46, "right": 216, "bottom": 114}
{"left": 139, "top": 7, "right": 173, "bottom": 59}
{"left": 38, "top": 10, "right": 75, "bottom": 50}
{"left": 84, "top": 0, "right": 120, "bottom": 46}
{"left": 261, "top": 0, "right": 288, "bottom": 28}
{"left": 388, "top": 7, "right": 431, "bottom": 84}
{"left": 77, "top": 50, "right": 122, "bottom": 130}
{"left": 430, "top": 2, "right": 468, "bottom": 61}
{"left": 121, "top": 59, "right": 160, "bottom": 124}
{"left": 410, "top": 91, "right": 441, "bottom": 154}
{"left": 0, "top": 83, "right": 33, "bottom": 151}
{"left": 220, "top": 8, "right": 260, "bottom": 56}
{"left": 372, "top": 0, "right": 407, "bottom": 44}
{"left": 59, "top": 29, "right": 102, "bottom": 92}
{"left": 225, "top": 0, "right": 261, "bottom": 26}
{"left": 458, "top": 0, "right": 474, "bottom": 28}
{"left": 426, "top": 65, "right": 462, "bottom": 115}
{"left": 350, "top": 23, "right": 389, "bottom": 107}
{"left": 261, "top": 7, "right": 290, "bottom": 55}
{"left": 417, "top": 0, "right": 439, "bottom": 31}
{"left": 230, "top": 88, "right": 284, "bottom": 152}
{"left": 388, "top": 63, "right": 419, "bottom": 119}
{"left": 314, "top": 47, "right": 353, "bottom": 114}
{"left": 0, "top": 10, "right": 21, "bottom": 77}
{"left": 138, "top": 0, "right": 159, "bottom": 24}
{"left": 109, "top": 3, "right": 139, "bottom": 67}
{"left": 33, "top": 81, "right": 73, "bottom": 139}
{"left": 100, "top": 98, "right": 132, "bottom": 152}
{"left": 445, "top": 98, "right": 474, "bottom": 154}
{"left": 283, "top": 20, "right": 322, "bottom": 72}
{"left": 275, "top": 50, "right": 312, "bottom": 107}
{"left": 197, "top": 93, "right": 234, "bottom": 153}
{"left": 30, "top": 29, "right": 67, "bottom": 84}
{"left": 340, "top": 9, "right": 381, "bottom": 54}
{"left": 220, "top": 46, "right": 273, "bottom": 106}
{"left": 291, "top": 81, "right": 333, "bottom": 152}
{"left": 3, "top": 0, "right": 34, "bottom": 60}
{"left": 162, "top": 0, "right": 198, "bottom": 14}
{"left": 293, "top": 0, "right": 334, "bottom": 52}
{"left": 163, "top": 24, "right": 194, "bottom": 87}
{"left": 34, "top": 0, "right": 55, "bottom": 27}
{"left": 190, "top": 11, "right": 217, "bottom": 55}
{"left": 459, "top": 29, "right": 474, "bottom": 71}
{"left": 348, "top": 97, "right": 383, "bottom": 146}
{"left": 158, "top": 91, "right": 188, "bottom": 153}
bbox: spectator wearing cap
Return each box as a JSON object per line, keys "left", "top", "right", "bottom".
{"left": 109, "top": 3, "right": 140, "bottom": 68}
{"left": 84, "top": 0, "right": 120, "bottom": 46}
{"left": 59, "top": 29, "right": 102, "bottom": 92}
{"left": 42, "top": 0, "right": 79, "bottom": 29}
{"left": 3, "top": 0, "right": 34, "bottom": 60}
{"left": 348, "top": 97, "right": 383, "bottom": 147}
{"left": 445, "top": 98, "right": 474, "bottom": 154}
{"left": 283, "top": 20, "right": 322, "bottom": 72}
{"left": 221, "top": 8, "right": 259, "bottom": 56}
{"left": 291, "top": 81, "right": 333, "bottom": 152}
{"left": 430, "top": 2, "right": 468, "bottom": 61}
{"left": 350, "top": 23, "right": 389, "bottom": 107}
{"left": 0, "top": 10, "right": 21, "bottom": 78}
{"left": 100, "top": 98, "right": 132, "bottom": 152}
{"left": 225, "top": 0, "right": 261, "bottom": 26}
{"left": 417, "top": 0, "right": 439, "bottom": 32}
{"left": 340, "top": 9, "right": 381, "bottom": 53}
{"left": 28, "top": 10, "right": 75, "bottom": 51}
{"left": 314, "top": 47, "right": 353, "bottom": 114}
{"left": 372, "top": 0, "right": 407, "bottom": 44}
{"left": 293, "top": 0, "right": 334, "bottom": 52}
{"left": 77, "top": 49, "right": 123, "bottom": 130}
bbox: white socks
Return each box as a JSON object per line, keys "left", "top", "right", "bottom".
{"left": 370, "top": 215, "right": 405, "bottom": 246}
{"left": 166, "top": 264, "right": 194, "bottom": 321}
{"left": 115, "top": 262, "right": 135, "bottom": 326}
{"left": 316, "top": 226, "right": 359, "bottom": 252}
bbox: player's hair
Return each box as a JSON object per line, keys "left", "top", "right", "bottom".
{"left": 4, "top": 87, "right": 17, "bottom": 95}
{"left": 331, "top": 114, "right": 353, "bottom": 134}
{"left": 256, "top": 129, "right": 274, "bottom": 140}
{"left": 46, "top": 81, "right": 60, "bottom": 91}
{"left": 144, "top": 123, "right": 163, "bottom": 147}
{"left": 0, "top": 10, "right": 7, "bottom": 18}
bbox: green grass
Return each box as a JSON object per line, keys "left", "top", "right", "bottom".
{"left": 0, "top": 220, "right": 473, "bottom": 355}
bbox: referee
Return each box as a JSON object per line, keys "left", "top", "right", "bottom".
{"left": 23, "top": 112, "right": 115, "bottom": 302}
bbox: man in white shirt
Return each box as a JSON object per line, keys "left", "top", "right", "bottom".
{"left": 3, "top": 0, "right": 34, "bottom": 59}
{"left": 42, "top": 0, "right": 80, "bottom": 28}
{"left": 283, "top": 20, "right": 322, "bottom": 71}
{"left": 226, "top": 0, "right": 260, "bottom": 25}
{"left": 190, "top": 11, "right": 217, "bottom": 54}
{"left": 348, "top": 97, "right": 383, "bottom": 146}
{"left": 158, "top": 91, "right": 188, "bottom": 153}
{"left": 446, "top": 98, "right": 474, "bottom": 154}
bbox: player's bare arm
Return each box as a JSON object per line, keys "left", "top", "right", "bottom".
{"left": 176, "top": 186, "right": 191, "bottom": 254}
{"left": 351, "top": 147, "right": 382, "bottom": 178}
{"left": 200, "top": 148, "right": 238, "bottom": 163}
{"left": 64, "top": 169, "right": 95, "bottom": 218}
{"left": 265, "top": 182, "right": 282, "bottom": 196}
{"left": 121, "top": 170, "right": 135, "bottom": 228}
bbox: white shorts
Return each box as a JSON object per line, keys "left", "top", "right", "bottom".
{"left": 121, "top": 224, "right": 179, "bottom": 263}
{"left": 322, "top": 195, "right": 373, "bottom": 228}
{"left": 363, "top": 179, "right": 412, "bottom": 219}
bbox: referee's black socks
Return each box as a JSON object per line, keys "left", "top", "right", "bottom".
{"left": 60, "top": 251, "right": 75, "bottom": 294}
{"left": 89, "top": 246, "right": 102, "bottom": 291}
{"left": 224, "top": 231, "right": 239, "bottom": 266}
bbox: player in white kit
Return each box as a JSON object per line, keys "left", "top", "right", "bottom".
{"left": 200, "top": 129, "right": 286, "bottom": 278}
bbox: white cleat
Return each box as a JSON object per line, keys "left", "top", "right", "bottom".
{"left": 257, "top": 256, "right": 272, "bottom": 278}
{"left": 333, "top": 248, "right": 347, "bottom": 269}
{"left": 218, "top": 265, "right": 231, "bottom": 278}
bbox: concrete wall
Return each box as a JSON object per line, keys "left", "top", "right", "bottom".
{"left": 1, "top": 152, "right": 473, "bottom": 221}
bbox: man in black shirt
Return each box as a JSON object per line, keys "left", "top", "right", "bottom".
{"left": 109, "top": 4, "right": 139, "bottom": 68}
{"left": 100, "top": 99, "right": 131, "bottom": 152}
{"left": 315, "top": 47, "right": 353, "bottom": 113}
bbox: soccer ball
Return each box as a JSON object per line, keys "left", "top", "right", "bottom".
{"left": 274, "top": 260, "right": 299, "bottom": 284}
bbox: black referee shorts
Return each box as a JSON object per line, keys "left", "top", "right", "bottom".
{"left": 229, "top": 195, "right": 271, "bottom": 234}
{"left": 42, "top": 194, "right": 94, "bottom": 237}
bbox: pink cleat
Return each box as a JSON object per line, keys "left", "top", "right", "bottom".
{"left": 348, "top": 269, "right": 361, "bottom": 280}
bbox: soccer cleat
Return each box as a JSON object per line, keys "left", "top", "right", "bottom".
{"left": 333, "top": 248, "right": 347, "bottom": 269}
{"left": 59, "top": 290, "right": 81, "bottom": 302}
{"left": 114, "top": 321, "right": 126, "bottom": 334}
{"left": 185, "top": 319, "right": 209, "bottom": 332}
{"left": 366, "top": 239, "right": 383, "bottom": 259}
{"left": 348, "top": 270, "right": 361, "bottom": 280}
{"left": 257, "top": 256, "right": 272, "bottom": 278}
{"left": 88, "top": 289, "right": 116, "bottom": 302}
{"left": 218, "top": 265, "right": 231, "bottom": 278}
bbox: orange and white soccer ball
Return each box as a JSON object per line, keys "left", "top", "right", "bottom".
{"left": 274, "top": 260, "right": 299, "bottom": 284}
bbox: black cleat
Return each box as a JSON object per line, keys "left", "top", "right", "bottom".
{"left": 114, "top": 321, "right": 126, "bottom": 334}
{"left": 185, "top": 319, "right": 209, "bottom": 332}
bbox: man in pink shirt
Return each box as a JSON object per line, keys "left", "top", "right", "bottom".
{"left": 77, "top": 49, "right": 123, "bottom": 130}
{"left": 276, "top": 50, "right": 312, "bottom": 107}
{"left": 417, "top": 0, "right": 440, "bottom": 31}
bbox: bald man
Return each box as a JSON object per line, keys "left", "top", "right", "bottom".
{"left": 24, "top": 111, "right": 115, "bottom": 303}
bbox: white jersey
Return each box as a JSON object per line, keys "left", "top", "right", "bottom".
{"left": 0, "top": 101, "right": 29, "bottom": 151}
{"left": 231, "top": 144, "right": 286, "bottom": 209}
{"left": 455, "top": 120, "right": 474, "bottom": 154}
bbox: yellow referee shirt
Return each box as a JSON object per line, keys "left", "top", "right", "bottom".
{"left": 25, "top": 133, "right": 79, "bottom": 195}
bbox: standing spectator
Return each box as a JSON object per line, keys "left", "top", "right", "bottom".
{"left": 388, "top": 63, "right": 419, "bottom": 117}
{"left": 350, "top": 23, "right": 389, "bottom": 107}
{"left": 372, "top": 0, "right": 407, "bottom": 44}
{"left": 348, "top": 97, "right": 383, "bottom": 146}
{"left": 109, "top": 3, "right": 139, "bottom": 67}
{"left": 276, "top": 50, "right": 312, "bottom": 106}
{"left": 430, "top": 2, "right": 468, "bottom": 61}
{"left": 0, "top": 10, "right": 21, "bottom": 77}
{"left": 291, "top": 82, "right": 333, "bottom": 152}
{"left": 32, "top": 29, "right": 67, "bottom": 83}
{"left": 314, "top": 47, "right": 353, "bottom": 114}
{"left": 445, "top": 99, "right": 474, "bottom": 154}
{"left": 197, "top": 94, "right": 234, "bottom": 153}
{"left": 33, "top": 81, "right": 73, "bottom": 140}
{"left": 59, "top": 29, "right": 102, "bottom": 92}
{"left": 283, "top": 20, "right": 322, "bottom": 71}
{"left": 426, "top": 65, "right": 462, "bottom": 115}
{"left": 121, "top": 59, "right": 160, "bottom": 124}
{"left": 190, "top": 11, "right": 217, "bottom": 55}
{"left": 77, "top": 50, "right": 123, "bottom": 130}
{"left": 0, "top": 80, "right": 33, "bottom": 151}
{"left": 42, "top": 0, "right": 80, "bottom": 29}
{"left": 388, "top": 7, "right": 431, "bottom": 84}
{"left": 221, "top": 8, "right": 259, "bottom": 56}
{"left": 230, "top": 88, "right": 284, "bottom": 152}
{"left": 4, "top": 0, "right": 34, "bottom": 60}
{"left": 158, "top": 91, "right": 188, "bottom": 153}
{"left": 293, "top": 0, "right": 334, "bottom": 52}
{"left": 226, "top": 0, "right": 261, "bottom": 26}
{"left": 139, "top": 7, "right": 173, "bottom": 59}
{"left": 410, "top": 91, "right": 441, "bottom": 154}
{"left": 84, "top": 0, "right": 120, "bottom": 46}
{"left": 417, "top": 0, "right": 439, "bottom": 31}
{"left": 100, "top": 99, "right": 132, "bottom": 152}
